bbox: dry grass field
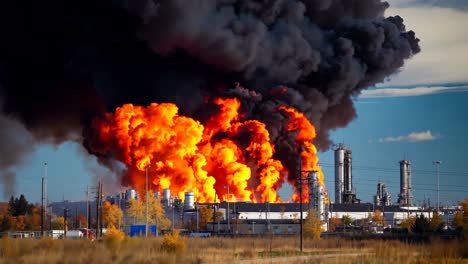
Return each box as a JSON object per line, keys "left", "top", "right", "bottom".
{"left": 0, "top": 234, "right": 466, "bottom": 264}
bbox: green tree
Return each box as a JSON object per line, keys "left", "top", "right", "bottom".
{"left": 412, "top": 215, "right": 430, "bottom": 234}
{"left": 8, "top": 195, "right": 32, "bottom": 217}
{"left": 342, "top": 214, "right": 353, "bottom": 225}
{"left": 430, "top": 211, "right": 444, "bottom": 232}
{"left": 303, "top": 209, "right": 322, "bottom": 240}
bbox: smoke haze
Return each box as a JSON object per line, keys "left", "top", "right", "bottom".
{"left": 0, "top": 0, "right": 420, "bottom": 194}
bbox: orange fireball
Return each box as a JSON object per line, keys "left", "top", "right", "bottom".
{"left": 91, "top": 97, "right": 325, "bottom": 204}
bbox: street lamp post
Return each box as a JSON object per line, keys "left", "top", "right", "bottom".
{"left": 297, "top": 156, "right": 316, "bottom": 253}
{"left": 145, "top": 165, "right": 151, "bottom": 237}
{"left": 433, "top": 161, "right": 441, "bottom": 213}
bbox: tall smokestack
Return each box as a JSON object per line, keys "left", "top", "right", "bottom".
{"left": 334, "top": 144, "right": 345, "bottom": 204}
{"left": 398, "top": 160, "right": 412, "bottom": 206}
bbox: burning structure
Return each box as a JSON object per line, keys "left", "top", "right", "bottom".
{"left": 334, "top": 144, "right": 358, "bottom": 204}
{"left": 307, "top": 171, "right": 326, "bottom": 221}
{"left": 0, "top": 0, "right": 420, "bottom": 203}
{"left": 398, "top": 160, "right": 413, "bottom": 206}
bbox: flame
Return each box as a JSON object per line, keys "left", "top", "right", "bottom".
{"left": 277, "top": 106, "right": 327, "bottom": 203}
{"left": 91, "top": 97, "right": 323, "bottom": 203}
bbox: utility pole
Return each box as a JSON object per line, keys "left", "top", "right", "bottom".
{"left": 95, "top": 181, "right": 101, "bottom": 238}
{"left": 225, "top": 185, "right": 230, "bottom": 233}
{"left": 99, "top": 182, "right": 103, "bottom": 237}
{"left": 64, "top": 208, "right": 68, "bottom": 238}
{"left": 145, "top": 165, "right": 151, "bottom": 237}
{"left": 267, "top": 174, "right": 271, "bottom": 233}
{"left": 433, "top": 161, "right": 441, "bottom": 213}
{"left": 297, "top": 155, "right": 316, "bottom": 253}
{"left": 41, "top": 162, "right": 47, "bottom": 238}
{"left": 172, "top": 196, "right": 175, "bottom": 232}
{"left": 86, "top": 185, "right": 89, "bottom": 238}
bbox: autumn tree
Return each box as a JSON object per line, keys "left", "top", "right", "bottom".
{"left": 461, "top": 197, "right": 468, "bottom": 233}
{"left": 102, "top": 201, "right": 123, "bottom": 228}
{"left": 198, "top": 206, "right": 214, "bottom": 230}
{"left": 126, "top": 192, "right": 171, "bottom": 230}
{"left": 77, "top": 214, "right": 87, "bottom": 228}
{"left": 430, "top": 211, "right": 444, "bottom": 232}
{"left": 452, "top": 211, "right": 463, "bottom": 231}
{"left": 329, "top": 217, "right": 343, "bottom": 232}
{"left": 372, "top": 209, "right": 387, "bottom": 226}
{"left": 28, "top": 206, "right": 41, "bottom": 230}
{"left": 51, "top": 216, "right": 65, "bottom": 230}
{"left": 400, "top": 216, "right": 416, "bottom": 232}
{"left": 303, "top": 209, "right": 322, "bottom": 240}
{"left": 0, "top": 214, "right": 11, "bottom": 232}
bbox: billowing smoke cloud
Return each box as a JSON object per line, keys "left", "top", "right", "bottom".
{"left": 0, "top": 102, "right": 35, "bottom": 198}
{"left": 0, "top": 0, "right": 420, "bottom": 192}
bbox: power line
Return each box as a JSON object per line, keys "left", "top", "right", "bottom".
{"left": 319, "top": 163, "right": 468, "bottom": 177}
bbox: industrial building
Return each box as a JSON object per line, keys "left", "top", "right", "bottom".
{"left": 42, "top": 151, "right": 460, "bottom": 236}
{"left": 398, "top": 160, "right": 413, "bottom": 206}
{"left": 374, "top": 182, "right": 392, "bottom": 206}
{"left": 334, "top": 144, "right": 358, "bottom": 204}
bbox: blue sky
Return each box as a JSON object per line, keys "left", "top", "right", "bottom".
{"left": 2, "top": 0, "right": 468, "bottom": 205}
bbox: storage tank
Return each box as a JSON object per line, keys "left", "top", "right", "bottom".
{"left": 163, "top": 188, "right": 171, "bottom": 200}
{"left": 125, "top": 189, "right": 137, "bottom": 200}
{"left": 334, "top": 146, "right": 345, "bottom": 204}
{"left": 184, "top": 192, "right": 195, "bottom": 210}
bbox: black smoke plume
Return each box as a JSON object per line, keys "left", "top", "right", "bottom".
{"left": 0, "top": 0, "right": 420, "bottom": 193}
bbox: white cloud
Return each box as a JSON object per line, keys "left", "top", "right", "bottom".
{"left": 379, "top": 130, "right": 438, "bottom": 143}
{"left": 359, "top": 84, "right": 468, "bottom": 98}
{"left": 378, "top": 6, "right": 468, "bottom": 86}
{"left": 388, "top": 0, "right": 468, "bottom": 11}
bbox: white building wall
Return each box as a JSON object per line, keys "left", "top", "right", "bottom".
{"left": 238, "top": 211, "right": 309, "bottom": 220}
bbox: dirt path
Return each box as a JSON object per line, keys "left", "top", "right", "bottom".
{"left": 210, "top": 252, "right": 372, "bottom": 264}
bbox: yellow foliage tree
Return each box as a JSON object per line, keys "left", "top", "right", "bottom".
{"left": 198, "top": 206, "right": 213, "bottom": 230}
{"left": 372, "top": 209, "right": 387, "bottom": 226}
{"left": 126, "top": 192, "right": 171, "bottom": 230}
{"left": 51, "top": 216, "right": 65, "bottom": 230}
{"left": 460, "top": 197, "right": 468, "bottom": 233}
{"left": 400, "top": 216, "right": 416, "bottom": 232}
{"left": 430, "top": 211, "right": 444, "bottom": 232}
{"left": 329, "top": 217, "right": 343, "bottom": 232}
{"left": 102, "top": 201, "right": 123, "bottom": 228}
{"left": 303, "top": 209, "right": 322, "bottom": 240}
{"left": 452, "top": 211, "right": 463, "bottom": 229}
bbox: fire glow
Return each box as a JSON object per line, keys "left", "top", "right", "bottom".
{"left": 91, "top": 96, "right": 325, "bottom": 203}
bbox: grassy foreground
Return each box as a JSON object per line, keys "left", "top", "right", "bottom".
{"left": 0, "top": 235, "right": 466, "bottom": 264}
